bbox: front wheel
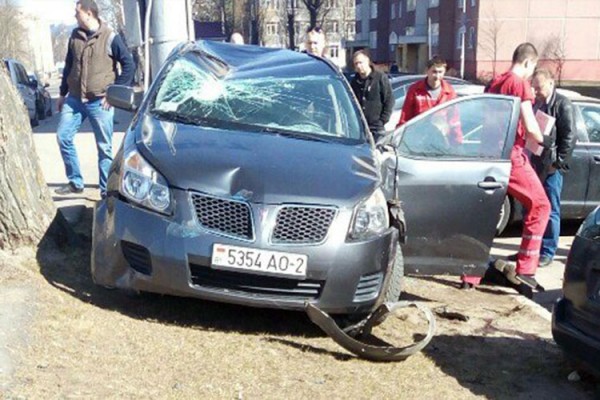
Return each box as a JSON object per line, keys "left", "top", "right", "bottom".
{"left": 496, "top": 196, "right": 512, "bottom": 235}
{"left": 383, "top": 243, "right": 404, "bottom": 303}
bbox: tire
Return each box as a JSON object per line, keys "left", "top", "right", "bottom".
{"left": 496, "top": 196, "right": 511, "bottom": 235}
{"left": 383, "top": 243, "right": 404, "bottom": 303}
{"left": 36, "top": 99, "right": 46, "bottom": 121}
{"left": 30, "top": 113, "right": 39, "bottom": 128}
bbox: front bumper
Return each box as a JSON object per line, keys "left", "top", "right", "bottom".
{"left": 552, "top": 298, "right": 600, "bottom": 377}
{"left": 92, "top": 193, "right": 398, "bottom": 315}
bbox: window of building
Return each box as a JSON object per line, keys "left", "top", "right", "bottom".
{"left": 391, "top": 3, "right": 396, "bottom": 19}
{"left": 457, "top": 0, "right": 465, "bottom": 10}
{"left": 456, "top": 26, "right": 465, "bottom": 49}
{"left": 329, "top": 45, "right": 340, "bottom": 58}
{"left": 347, "top": 22, "right": 356, "bottom": 36}
{"left": 406, "top": 26, "right": 415, "bottom": 36}
{"left": 471, "top": 0, "right": 476, "bottom": 6}
{"left": 328, "top": 21, "right": 339, "bottom": 33}
{"left": 468, "top": 26, "right": 475, "bottom": 49}
{"left": 369, "top": 31, "right": 377, "bottom": 49}
{"left": 407, "top": 0, "right": 416, "bottom": 11}
{"left": 267, "top": 23, "right": 278, "bottom": 35}
{"left": 431, "top": 22, "right": 439, "bottom": 46}
{"left": 398, "top": 0, "right": 402, "bottom": 17}
{"left": 348, "top": 0, "right": 355, "bottom": 8}
{"left": 370, "top": 0, "right": 378, "bottom": 18}
{"left": 326, "top": 0, "right": 339, "bottom": 8}
{"left": 429, "top": 0, "right": 439, "bottom": 7}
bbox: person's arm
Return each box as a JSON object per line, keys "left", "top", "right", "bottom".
{"left": 380, "top": 75, "right": 394, "bottom": 125}
{"left": 111, "top": 34, "right": 135, "bottom": 86}
{"left": 397, "top": 86, "right": 415, "bottom": 127}
{"left": 57, "top": 38, "right": 73, "bottom": 112}
{"left": 554, "top": 97, "right": 576, "bottom": 169}
{"left": 520, "top": 100, "right": 544, "bottom": 144}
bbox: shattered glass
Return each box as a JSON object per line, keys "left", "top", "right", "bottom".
{"left": 152, "top": 57, "right": 363, "bottom": 140}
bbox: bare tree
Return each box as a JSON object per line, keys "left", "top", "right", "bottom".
{"left": 0, "top": 5, "right": 28, "bottom": 61}
{"left": 301, "top": 0, "right": 330, "bottom": 29}
{"left": 51, "top": 24, "right": 73, "bottom": 66}
{"left": 541, "top": 33, "right": 567, "bottom": 86}
{"left": 97, "top": 0, "right": 125, "bottom": 31}
{"left": 478, "top": 3, "right": 503, "bottom": 78}
{"left": 0, "top": 63, "right": 56, "bottom": 250}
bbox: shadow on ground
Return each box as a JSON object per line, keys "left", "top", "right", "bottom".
{"left": 35, "top": 206, "right": 322, "bottom": 338}
{"left": 423, "top": 334, "right": 597, "bottom": 399}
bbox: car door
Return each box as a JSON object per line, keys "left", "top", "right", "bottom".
{"left": 576, "top": 101, "right": 600, "bottom": 211}
{"left": 560, "top": 104, "right": 591, "bottom": 218}
{"left": 380, "top": 95, "right": 520, "bottom": 275}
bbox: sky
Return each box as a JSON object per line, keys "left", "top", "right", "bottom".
{"left": 14, "top": 0, "right": 77, "bottom": 25}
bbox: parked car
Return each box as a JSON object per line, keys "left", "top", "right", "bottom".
{"left": 496, "top": 93, "right": 600, "bottom": 234}
{"left": 2, "top": 58, "right": 39, "bottom": 127}
{"left": 552, "top": 206, "right": 600, "bottom": 377}
{"left": 384, "top": 75, "right": 476, "bottom": 131}
{"left": 92, "top": 41, "right": 522, "bottom": 317}
{"left": 28, "top": 73, "right": 52, "bottom": 120}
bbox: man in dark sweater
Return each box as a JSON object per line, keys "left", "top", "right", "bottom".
{"left": 350, "top": 50, "right": 393, "bottom": 141}
{"left": 55, "top": 0, "right": 134, "bottom": 198}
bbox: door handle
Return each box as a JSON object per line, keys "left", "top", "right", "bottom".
{"left": 478, "top": 181, "right": 503, "bottom": 190}
{"left": 594, "top": 155, "right": 600, "bottom": 163}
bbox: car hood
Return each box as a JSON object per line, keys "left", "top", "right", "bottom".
{"left": 136, "top": 116, "right": 380, "bottom": 206}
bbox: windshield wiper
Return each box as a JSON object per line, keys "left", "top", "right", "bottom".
{"left": 151, "top": 109, "right": 210, "bottom": 126}
{"left": 261, "top": 126, "right": 330, "bottom": 142}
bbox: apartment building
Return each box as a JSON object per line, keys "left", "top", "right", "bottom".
{"left": 350, "top": 0, "right": 600, "bottom": 81}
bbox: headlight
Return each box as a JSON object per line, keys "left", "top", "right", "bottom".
{"left": 120, "top": 150, "right": 171, "bottom": 214}
{"left": 348, "top": 188, "right": 390, "bottom": 240}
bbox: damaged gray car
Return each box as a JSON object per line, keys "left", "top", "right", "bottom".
{"left": 92, "top": 41, "right": 521, "bottom": 319}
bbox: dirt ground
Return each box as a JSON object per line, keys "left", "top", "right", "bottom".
{"left": 0, "top": 202, "right": 597, "bottom": 399}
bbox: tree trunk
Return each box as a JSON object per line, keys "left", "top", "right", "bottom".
{"left": 0, "top": 65, "right": 55, "bottom": 250}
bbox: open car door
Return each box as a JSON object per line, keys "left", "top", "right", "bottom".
{"left": 380, "top": 95, "right": 521, "bottom": 276}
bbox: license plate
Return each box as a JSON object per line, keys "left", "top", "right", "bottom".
{"left": 211, "top": 244, "right": 308, "bottom": 278}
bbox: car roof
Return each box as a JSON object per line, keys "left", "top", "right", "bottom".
{"left": 390, "top": 75, "right": 470, "bottom": 89}
{"left": 557, "top": 88, "right": 600, "bottom": 104}
{"left": 181, "top": 40, "right": 338, "bottom": 79}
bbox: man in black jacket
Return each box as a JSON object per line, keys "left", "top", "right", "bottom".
{"left": 350, "top": 50, "right": 393, "bottom": 140}
{"left": 530, "top": 68, "right": 577, "bottom": 266}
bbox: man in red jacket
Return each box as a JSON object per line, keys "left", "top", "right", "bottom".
{"left": 484, "top": 43, "right": 551, "bottom": 296}
{"left": 397, "top": 56, "right": 462, "bottom": 145}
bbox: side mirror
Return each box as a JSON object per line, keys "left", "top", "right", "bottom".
{"left": 29, "top": 79, "right": 38, "bottom": 89}
{"left": 106, "top": 84, "right": 143, "bottom": 112}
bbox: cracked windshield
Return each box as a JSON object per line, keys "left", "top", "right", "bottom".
{"left": 152, "top": 56, "right": 363, "bottom": 140}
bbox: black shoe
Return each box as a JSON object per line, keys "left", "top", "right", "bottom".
{"left": 538, "top": 256, "right": 553, "bottom": 267}
{"left": 54, "top": 183, "right": 84, "bottom": 195}
{"left": 506, "top": 253, "right": 518, "bottom": 262}
{"left": 516, "top": 274, "right": 545, "bottom": 292}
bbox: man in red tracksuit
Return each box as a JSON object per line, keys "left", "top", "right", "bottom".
{"left": 485, "top": 43, "right": 551, "bottom": 295}
{"left": 397, "top": 56, "right": 462, "bottom": 145}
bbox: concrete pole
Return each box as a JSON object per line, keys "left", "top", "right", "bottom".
{"left": 148, "top": 0, "right": 192, "bottom": 82}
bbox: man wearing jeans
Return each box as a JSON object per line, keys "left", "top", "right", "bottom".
{"left": 55, "top": 0, "right": 133, "bottom": 197}
{"left": 530, "top": 69, "right": 576, "bottom": 266}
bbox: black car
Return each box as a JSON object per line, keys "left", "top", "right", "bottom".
{"left": 28, "top": 73, "right": 52, "bottom": 121}
{"left": 92, "top": 41, "right": 522, "bottom": 316}
{"left": 552, "top": 206, "right": 600, "bottom": 377}
{"left": 497, "top": 94, "right": 600, "bottom": 233}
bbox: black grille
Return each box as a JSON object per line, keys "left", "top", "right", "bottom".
{"left": 272, "top": 207, "right": 336, "bottom": 244}
{"left": 353, "top": 272, "right": 383, "bottom": 302}
{"left": 121, "top": 241, "right": 152, "bottom": 275}
{"left": 189, "top": 263, "right": 323, "bottom": 300}
{"left": 191, "top": 193, "right": 253, "bottom": 240}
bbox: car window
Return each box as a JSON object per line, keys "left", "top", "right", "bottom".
{"left": 152, "top": 55, "right": 364, "bottom": 140}
{"left": 16, "top": 64, "right": 29, "bottom": 85}
{"left": 396, "top": 97, "right": 514, "bottom": 159}
{"left": 392, "top": 86, "right": 406, "bottom": 110}
{"left": 578, "top": 103, "right": 600, "bottom": 143}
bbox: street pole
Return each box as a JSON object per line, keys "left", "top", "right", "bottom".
{"left": 460, "top": 27, "right": 465, "bottom": 79}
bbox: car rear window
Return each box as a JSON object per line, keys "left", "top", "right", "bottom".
{"left": 152, "top": 54, "right": 364, "bottom": 141}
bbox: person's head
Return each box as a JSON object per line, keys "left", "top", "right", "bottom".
{"left": 425, "top": 56, "right": 447, "bottom": 89}
{"left": 305, "top": 27, "right": 326, "bottom": 56}
{"left": 75, "top": 0, "right": 100, "bottom": 30}
{"left": 352, "top": 50, "right": 372, "bottom": 78}
{"left": 511, "top": 42, "right": 538, "bottom": 79}
{"left": 230, "top": 32, "right": 244, "bottom": 45}
{"left": 531, "top": 68, "right": 555, "bottom": 102}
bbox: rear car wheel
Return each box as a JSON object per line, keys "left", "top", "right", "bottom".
{"left": 496, "top": 196, "right": 512, "bottom": 235}
{"left": 30, "top": 113, "right": 39, "bottom": 128}
{"left": 36, "top": 98, "right": 46, "bottom": 121}
{"left": 383, "top": 244, "right": 404, "bottom": 303}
